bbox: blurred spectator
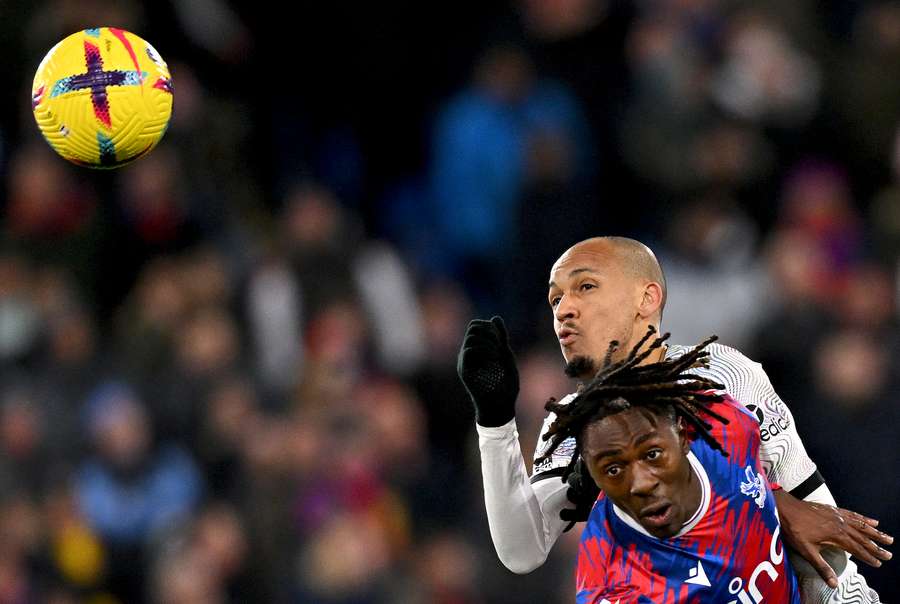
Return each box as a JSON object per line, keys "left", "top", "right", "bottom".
{"left": 656, "top": 197, "right": 772, "bottom": 349}
{"left": 779, "top": 159, "right": 864, "bottom": 299}
{"left": 519, "top": 0, "right": 609, "bottom": 41}
{"left": 195, "top": 374, "right": 261, "bottom": 501}
{"left": 801, "top": 328, "right": 900, "bottom": 600}
{"left": 105, "top": 148, "right": 205, "bottom": 311}
{"left": 0, "top": 382, "right": 49, "bottom": 498}
{"left": 245, "top": 254, "right": 304, "bottom": 397}
{"left": 512, "top": 122, "right": 602, "bottom": 344}
{"left": 869, "top": 123, "right": 900, "bottom": 264}
{"left": 237, "top": 411, "right": 305, "bottom": 601}
{"left": 428, "top": 43, "right": 591, "bottom": 307}
{"left": 829, "top": 2, "right": 900, "bottom": 178}
{"left": 152, "top": 501, "right": 254, "bottom": 603}
{"left": 620, "top": 6, "right": 718, "bottom": 191}
{"left": 516, "top": 0, "right": 632, "bottom": 218}
{"left": 153, "top": 546, "right": 224, "bottom": 604}
{"left": 169, "top": 0, "right": 251, "bottom": 65}
{"left": 353, "top": 241, "right": 426, "bottom": 376}
{"left": 833, "top": 263, "right": 897, "bottom": 334}
{"left": 113, "top": 258, "right": 188, "bottom": 382}
{"left": 42, "top": 483, "right": 108, "bottom": 599}
{"left": 355, "top": 379, "right": 428, "bottom": 484}
{"left": 75, "top": 381, "right": 202, "bottom": 602}
{"left": 2, "top": 145, "right": 106, "bottom": 303}
{"left": 294, "top": 510, "right": 398, "bottom": 603}
{"left": 412, "top": 532, "right": 483, "bottom": 604}
{"left": 0, "top": 495, "right": 38, "bottom": 602}
{"left": 621, "top": 7, "right": 779, "bottom": 198}
{"left": 35, "top": 292, "right": 104, "bottom": 458}
{"left": 409, "top": 282, "right": 474, "bottom": 526}
{"left": 275, "top": 182, "right": 425, "bottom": 379}
{"left": 748, "top": 228, "right": 833, "bottom": 404}
{"left": 711, "top": 9, "right": 821, "bottom": 127}
{"left": 280, "top": 183, "right": 360, "bottom": 312}
{"left": 179, "top": 246, "right": 235, "bottom": 313}
{"left": 162, "top": 62, "right": 264, "bottom": 250}
{"left": 0, "top": 254, "right": 40, "bottom": 365}
{"left": 152, "top": 306, "right": 243, "bottom": 445}
{"left": 296, "top": 301, "right": 369, "bottom": 411}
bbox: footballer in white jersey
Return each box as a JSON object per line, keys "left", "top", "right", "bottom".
{"left": 464, "top": 237, "right": 889, "bottom": 604}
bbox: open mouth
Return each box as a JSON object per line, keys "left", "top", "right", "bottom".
{"left": 640, "top": 503, "right": 673, "bottom": 528}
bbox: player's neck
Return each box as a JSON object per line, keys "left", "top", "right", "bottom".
{"left": 632, "top": 337, "right": 667, "bottom": 366}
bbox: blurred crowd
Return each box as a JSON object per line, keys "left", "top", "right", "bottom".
{"left": 0, "top": 0, "right": 898, "bottom": 602}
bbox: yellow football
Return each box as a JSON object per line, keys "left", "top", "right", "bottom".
{"left": 32, "top": 27, "right": 174, "bottom": 168}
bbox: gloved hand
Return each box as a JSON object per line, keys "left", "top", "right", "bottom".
{"left": 560, "top": 455, "right": 601, "bottom": 531}
{"left": 457, "top": 316, "right": 520, "bottom": 427}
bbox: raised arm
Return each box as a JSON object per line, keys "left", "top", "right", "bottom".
{"left": 477, "top": 418, "right": 571, "bottom": 572}
{"left": 458, "top": 316, "right": 574, "bottom": 573}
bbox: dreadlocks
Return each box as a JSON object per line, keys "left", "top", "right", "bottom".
{"left": 535, "top": 326, "right": 730, "bottom": 483}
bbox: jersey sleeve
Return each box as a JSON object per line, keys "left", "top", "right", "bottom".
{"left": 476, "top": 417, "right": 571, "bottom": 573}
{"left": 699, "top": 344, "right": 819, "bottom": 494}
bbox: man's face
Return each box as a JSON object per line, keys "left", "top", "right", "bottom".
{"left": 582, "top": 407, "right": 696, "bottom": 539}
{"left": 548, "top": 245, "right": 641, "bottom": 375}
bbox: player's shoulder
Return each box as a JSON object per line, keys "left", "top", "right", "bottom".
{"left": 708, "top": 392, "right": 761, "bottom": 431}
{"left": 538, "top": 392, "right": 578, "bottom": 428}
{"left": 667, "top": 342, "right": 770, "bottom": 386}
{"left": 667, "top": 341, "right": 755, "bottom": 367}
{"left": 544, "top": 392, "right": 578, "bottom": 420}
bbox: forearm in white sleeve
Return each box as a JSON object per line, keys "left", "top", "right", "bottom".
{"left": 477, "top": 418, "right": 570, "bottom": 574}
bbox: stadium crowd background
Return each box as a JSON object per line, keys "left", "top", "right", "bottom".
{"left": 0, "top": 0, "right": 898, "bottom": 601}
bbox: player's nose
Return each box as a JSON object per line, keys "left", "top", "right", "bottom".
{"left": 554, "top": 294, "right": 578, "bottom": 322}
{"left": 629, "top": 465, "right": 659, "bottom": 497}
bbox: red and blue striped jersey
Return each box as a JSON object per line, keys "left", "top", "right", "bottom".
{"left": 576, "top": 395, "right": 801, "bottom": 604}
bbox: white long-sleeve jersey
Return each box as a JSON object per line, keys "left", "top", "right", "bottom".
{"left": 477, "top": 342, "right": 881, "bottom": 603}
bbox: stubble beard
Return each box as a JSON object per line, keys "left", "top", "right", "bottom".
{"left": 564, "top": 333, "right": 629, "bottom": 380}
{"left": 564, "top": 355, "right": 597, "bottom": 379}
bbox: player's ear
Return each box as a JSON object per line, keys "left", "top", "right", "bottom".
{"left": 637, "top": 281, "right": 663, "bottom": 320}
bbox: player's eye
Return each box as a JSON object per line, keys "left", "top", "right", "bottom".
{"left": 580, "top": 282, "right": 595, "bottom": 292}
{"left": 646, "top": 449, "right": 662, "bottom": 461}
{"left": 605, "top": 465, "right": 621, "bottom": 477}
{"left": 550, "top": 296, "right": 561, "bottom": 307}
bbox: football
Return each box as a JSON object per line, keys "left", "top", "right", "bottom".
{"left": 31, "top": 27, "right": 174, "bottom": 168}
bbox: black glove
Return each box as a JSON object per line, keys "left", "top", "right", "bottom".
{"left": 457, "top": 316, "right": 520, "bottom": 427}
{"left": 560, "top": 456, "right": 601, "bottom": 531}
